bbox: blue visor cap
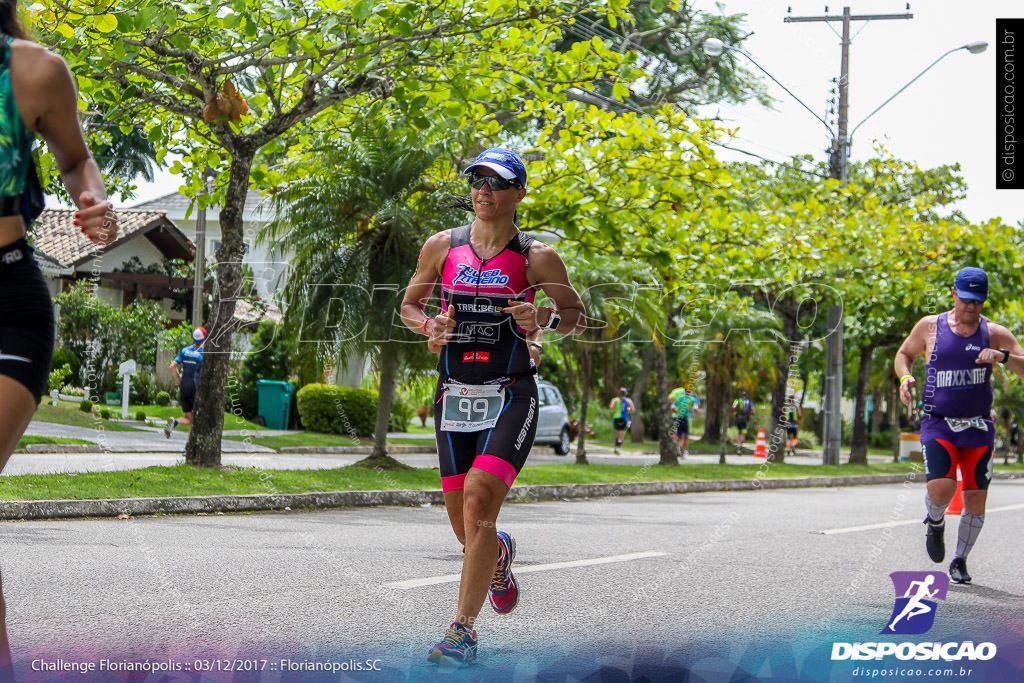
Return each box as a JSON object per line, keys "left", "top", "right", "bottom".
{"left": 463, "top": 148, "right": 527, "bottom": 188}
{"left": 954, "top": 266, "right": 988, "bottom": 302}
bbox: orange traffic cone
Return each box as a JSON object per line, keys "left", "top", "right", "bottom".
{"left": 946, "top": 470, "right": 964, "bottom": 515}
{"left": 754, "top": 428, "right": 767, "bottom": 458}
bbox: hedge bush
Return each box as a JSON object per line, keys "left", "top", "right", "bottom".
{"left": 296, "top": 383, "right": 377, "bottom": 436}
{"left": 79, "top": 399, "right": 93, "bottom": 413}
{"left": 135, "top": 411, "right": 147, "bottom": 422}
{"left": 155, "top": 391, "right": 171, "bottom": 406}
{"left": 50, "top": 348, "right": 81, "bottom": 381}
{"left": 99, "top": 408, "right": 112, "bottom": 420}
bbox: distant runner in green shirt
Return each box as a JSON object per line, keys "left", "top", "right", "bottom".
{"left": 608, "top": 387, "right": 636, "bottom": 455}
{"left": 669, "top": 387, "right": 700, "bottom": 458}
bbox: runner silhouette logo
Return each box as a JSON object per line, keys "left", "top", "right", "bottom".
{"left": 881, "top": 571, "right": 949, "bottom": 635}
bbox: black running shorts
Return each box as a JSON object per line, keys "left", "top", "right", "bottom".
{"left": 179, "top": 383, "right": 196, "bottom": 413}
{"left": 435, "top": 375, "right": 538, "bottom": 492}
{"left": 0, "top": 240, "right": 54, "bottom": 402}
{"left": 675, "top": 415, "right": 690, "bottom": 437}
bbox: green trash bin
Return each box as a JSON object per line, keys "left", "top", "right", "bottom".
{"left": 255, "top": 379, "right": 295, "bottom": 430}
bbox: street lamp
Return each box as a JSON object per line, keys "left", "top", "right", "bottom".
{"left": 703, "top": 36, "right": 986, "bottom": 464}
{"left": 846, "top": 41, "right": 989, "bottom": 161}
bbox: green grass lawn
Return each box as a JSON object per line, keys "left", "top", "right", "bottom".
{"left": 123, "top": 404, "right": 269, "bottom": 432}
{"left": 0, "top": 461, "right": 934, "bottom": 501}
{"left": 33, "top": 403, "right": 145, "bottom": 432}
{"left": 14, "top": 436, "right": 93, "bottom": 450}
{"left": 221, "top": 432, "right": 435, "bottom": 449}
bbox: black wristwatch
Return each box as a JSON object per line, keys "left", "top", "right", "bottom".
{"left": 1000, "top": 348, "right": 1010, "bottom": 364}
{"left": 529, "top": 342, "right": 543, "bottom": 352}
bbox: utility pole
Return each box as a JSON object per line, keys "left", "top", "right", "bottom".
{"left": 785, "top": 6, "right": 912, "bottom": 465}
{"left": 191, "top": 173, "right": 213, "bottom": 328}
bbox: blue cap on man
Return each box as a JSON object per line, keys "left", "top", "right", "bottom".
{"left": 463, "top": 148, "right": 527, "bottom": 188}
{"left": 954, "top": 266, "right": 988, "bottom": 302}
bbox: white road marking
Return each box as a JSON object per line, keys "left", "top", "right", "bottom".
{"left": 386, "top": 551, "right": 668, "bottom": 590}
{"left": 811, "top": 503, "right": 1024, "bottom": 535}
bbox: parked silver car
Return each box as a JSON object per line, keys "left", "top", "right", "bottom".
{"left": 533, "top": 378, "right": 572, "bottom": 455}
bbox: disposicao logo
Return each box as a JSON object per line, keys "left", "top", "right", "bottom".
{"left": 831, "top": 571, "right": 997, "bottom": 662}
{"left": 882, "top": 571, "right": 948, "bottom": 635}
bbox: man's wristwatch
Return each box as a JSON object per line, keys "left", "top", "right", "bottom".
{"left": 1000, "top": 348, "right": 1010, "bottom": 364}
{"left": 529, "top": 342, "right": 543, "bottom": 352}
{"left": 542, "top": 307, "right": 561, "bottom": 331}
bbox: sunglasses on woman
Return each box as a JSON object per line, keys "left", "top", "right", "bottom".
{"left": 467, "top": 172, "right": 521, "bottom": 191}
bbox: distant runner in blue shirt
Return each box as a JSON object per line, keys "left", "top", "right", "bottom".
{"left": 165, "top": 327, "right": 206, "bottom": 442}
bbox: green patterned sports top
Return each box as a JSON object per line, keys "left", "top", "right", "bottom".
{"left": 0, "top": 34, "right": 32, "bottom": 210}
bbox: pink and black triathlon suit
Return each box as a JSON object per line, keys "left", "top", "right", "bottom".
{"left": 435, "top": 224, "right": 538, "bottom": 492}
{"left": 920, "top": 313, "right": 994, "bottom": 490}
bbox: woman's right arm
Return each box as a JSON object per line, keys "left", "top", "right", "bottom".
{"left": 21, "top": 43, "right": 116, "bottom": 245}
{"left": 400, "top": 231, "right": 447, "bottom": 335}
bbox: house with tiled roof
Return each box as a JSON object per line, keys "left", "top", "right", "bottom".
{"left": 130, "top": 189, "right": 291, "bottom": 302}
{"left": 32, "top": 208, "right": 196, "bottom": 322}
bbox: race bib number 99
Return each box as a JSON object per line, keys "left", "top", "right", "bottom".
{"left": 441, "top": 383, "right": 505, "bottom": 432}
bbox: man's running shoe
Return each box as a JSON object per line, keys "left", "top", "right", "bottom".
{"left": 163, "top": 417, "right": 176, "bottom": 438}
{"left": 949, "top": 557, "right": 971, "bottom": 584}
{"left": 489, "top": 531, "right": 519, "bottom": 614}
{"left": 427, "top": 622, "right": 477, "bottom": 666}
{"left": 924, "top": 517, "right": 945, "bottom": 563}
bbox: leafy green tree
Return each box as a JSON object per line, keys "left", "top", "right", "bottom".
{"left": 54, "top": 281, "right": 168, "bottom": 394}
{"left": 264, "top": 114, "right": 451, "bottom": 465}
{"left": 40, "top": 0, "right": 632, "bottom": 466}
{"left": 558, "top": 0, "right": 770, "bottom": 109}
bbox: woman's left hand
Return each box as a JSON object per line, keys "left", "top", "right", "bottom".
{"left": 76, "top": 191, "right": 118, "bottom": 246}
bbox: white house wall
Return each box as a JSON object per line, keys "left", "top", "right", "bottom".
{"left": 169, "top": 214, "right": 292, "bottom": 304}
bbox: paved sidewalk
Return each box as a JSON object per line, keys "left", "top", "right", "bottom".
{"left": 23, "top": 421, "right": 278, "bottom": 453}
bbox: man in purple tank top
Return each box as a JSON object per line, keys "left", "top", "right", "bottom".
{"left": 895, "top": 267, "right": 1024, "bottom": 584}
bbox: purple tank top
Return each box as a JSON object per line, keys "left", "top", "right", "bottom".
{"left": 922, "top": 312, "right": 992, "bottom": 418}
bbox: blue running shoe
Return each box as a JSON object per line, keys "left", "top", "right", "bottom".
{"left": 427, "top": 622, "right": 477, "bottom": 666}
{"left": 489, "top": 531, "right": 519, "bottom": 614}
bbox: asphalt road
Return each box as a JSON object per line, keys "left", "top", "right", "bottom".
{"left": 2, "top": 480, "right": 1023, "bottom": 680}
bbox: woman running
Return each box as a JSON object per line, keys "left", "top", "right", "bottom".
{"left": 401, "top": 148, "right": 584, "bottom": 666}
{"left": 0, "top": 1, "right": 117, "bottom": 470}
{"left": 0, "top": 3, "right": 118, "bottom": 670}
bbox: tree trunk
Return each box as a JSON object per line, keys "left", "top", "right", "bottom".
{"left": 655, "top": 342, "right": 677, "bottom": 465}
{"left": 187, "top": 153, "right": 253, "bottom": 468}
{"left": 767, "top": 298, "right": 800, "bottom": 463}
{"left": 371, "top": 342, "right": 398, "bottom": 460}
{"left": 630, "top": 347, "right": 655, "bottom": 443}
{"left": 869, "top": 386, "right": 883, "bottom": 434}
{"left": 718, "top": 382, "right": 733, "bottom": 464}
{"left": 848, "top": 344, "right": 873, "bottom": 464}
{"left": 560, "top": 344, "right": 577, "bottom": 409}
{"left": 575, "top": 347, "right": 590, "bottom": 464}
{"left": 702, "top": 360, "right": 726, "bottom": 444}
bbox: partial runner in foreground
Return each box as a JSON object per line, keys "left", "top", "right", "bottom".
{"left": 401, "top": 148, "right": 585, "bottom": 666}
{"left": 0, "top": 6, "right": 119, "bottom": 670}
{"left": 894, "top": 267, "right": 1024, "bottom": 584}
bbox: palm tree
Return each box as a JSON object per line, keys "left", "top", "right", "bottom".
{"left": 264, "top": 114, "right": 459, "bottom": 466}
{"left": 556, "top": 255, "right": 662, "bottom": 463}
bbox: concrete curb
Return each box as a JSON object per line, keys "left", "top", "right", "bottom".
{"left": 3, "top": 470, "right": 1008, "bottom": 521}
